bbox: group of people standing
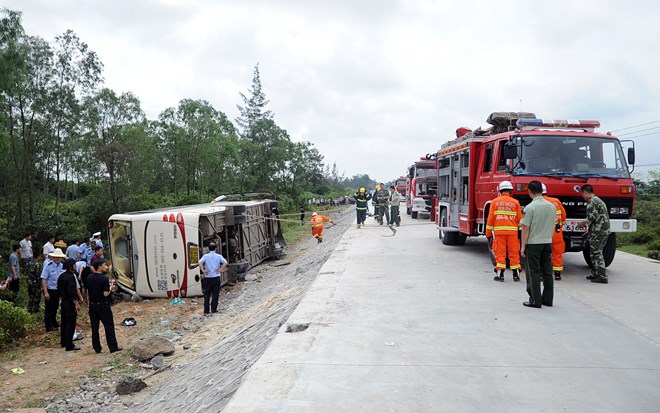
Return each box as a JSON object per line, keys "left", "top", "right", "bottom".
{"left": 353, "top": 183, "right": 401, "bottom": 229}
{"left": 486, "top": 180, "right": 611, "bottom": 308}
{"left": 3, "top": 232, "right": 121, "bottom": 353}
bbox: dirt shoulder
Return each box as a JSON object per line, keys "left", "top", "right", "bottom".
{"left": 0, "top": 206, "right": 352, "bottom": 412}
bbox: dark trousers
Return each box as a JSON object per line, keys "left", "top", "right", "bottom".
{"left": 44, "top": 289, "right": 60, "bottom": 330}
{"left": 60, "top": 301, "right": 77, "bottom": 349}
{"left": 389, "top": 206, "right": 400, "bottom": 226}
{"left": 356, "top": 209, "right": 366, "bottom": 224}
{"left": 203, "top": 277, "right": 221, "bottom": 314}
{"left": 89, "top": 302, "right": 119, "bottom": 352}
{"left": 9, "top": 277, "right": 20, "bottom": 294}
{"left": 524, "top": 243, "right": 554, "bottom": 306}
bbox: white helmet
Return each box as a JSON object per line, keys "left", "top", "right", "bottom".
{"left": 498, "top": 181, "right": 513, "bottom": 191}
{"left": 541, "top": 183, "right": 547, "bottom": 194}
{"left": 312, "top": 212, "right": 318, "bottom": 216}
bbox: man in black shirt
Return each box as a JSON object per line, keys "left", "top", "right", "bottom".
{"left": 86, "top": 258, "right": 122, "bottom": 354}
{"left": 57, "top": 258, "right": 82, "bottom": 351}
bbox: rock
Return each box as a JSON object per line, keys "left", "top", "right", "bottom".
{"left": 244, "top": 273, "right": 258, "bottom": 281}
{"left": 183, "top": 343, "right": 191, "bottom": 350}
{"left": 121, "top": 293, "right": 133, "bottom": 301}
{"left": 151, "top": 354, "right": 165, "bottom": 370}
{"left": 115, "top": 377, "right": 147, "bottom": 395}
{"left": 130, "top": 336, "right": 175, "bottom": 361}
{"left": 131, "top": 293, "right": 143, "bottom": 302}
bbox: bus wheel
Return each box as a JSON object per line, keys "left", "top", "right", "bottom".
{"left": 582, "top": 233, "right": 617, "bottom": 268}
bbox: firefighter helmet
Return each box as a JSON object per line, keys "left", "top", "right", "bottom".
{"left": 312, "top": 212, "right": 318, "bottom": 216}
{"left": 541, "top": 183, "right": 547, "bottom": 194}
{"left": 359, "top": 187, "right": 365, "bottom": 192}
{"left": 498, "top": 181, "right": 513, "bottom": 191}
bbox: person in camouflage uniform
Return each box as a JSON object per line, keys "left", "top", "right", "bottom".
{"left": 375, "top": 183, "right": 390, "bottom": 226}
{"left": 26, "top": 253, "right": 44, "bottom": 313}
{"left": 581, "top": 185, "right": 610, "bottom": 284}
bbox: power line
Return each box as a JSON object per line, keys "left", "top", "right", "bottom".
{"left": 625, "top": 131, "right": 660, "bottom": 139}
{"left": 611, "top": 119, "right": 660, "bottom": 133}
{"left": 617, "top": 125, "right": 660, "bottom": 136}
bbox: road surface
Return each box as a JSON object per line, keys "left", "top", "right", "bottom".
{"left": 221, "top": 212, "right": 660, "bottom": 412}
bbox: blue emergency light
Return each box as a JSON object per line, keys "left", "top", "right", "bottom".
{"left": 516, "top": 118, "right": 600, "bottom": 129}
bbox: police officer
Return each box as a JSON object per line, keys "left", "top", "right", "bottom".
{"left": 92, "top": 232, "right": 103, "bottom": 249}
{"left": 353, "top": 188, "right": 372, "bottom": 228}
{"left": 199, "top": 242, "right": 228, "bottom": 315}
{"left": 581, "top": 184, "right": 610, "bottom": 284}
{"left": 41, "top": 248, "right": 66, "bottom": 332}
{"left": 58, "top": 258, "right": 82, "bottom": 351}
{"left": 86, "top": 258, "right": 122, "bottom": 353}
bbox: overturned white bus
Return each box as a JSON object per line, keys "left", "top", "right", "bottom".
{"left": 107, "top": 197, "right": 285, "bottom": 298}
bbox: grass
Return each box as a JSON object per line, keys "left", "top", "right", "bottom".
{"left": 619, "top": 244, "right": 651, "bottom": 258}
{"left": 281, "top": 220, "right": 309, "bottom": 245}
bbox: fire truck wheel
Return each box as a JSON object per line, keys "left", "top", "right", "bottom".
{"left": 582, "top": 233, "right": 617, "bottom": 268}
{"left": 439, "top": 209, "right": 457, "bottom": 245}
{"left": 454, "top": 233, "right": 467, "bottom": 246}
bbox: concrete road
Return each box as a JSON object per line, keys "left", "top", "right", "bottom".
{"left": 222, "top": 212, "right": 660, "bottom": 413}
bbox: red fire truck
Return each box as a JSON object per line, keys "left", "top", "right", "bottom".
{"left": 406, "top": 156, "right": 437, "bottom": 219}
{"left": 396, "top": 176, "right": 407, "bottom": 197}
{"left": 435, "top": 112, "right": 637, "bottom": 267}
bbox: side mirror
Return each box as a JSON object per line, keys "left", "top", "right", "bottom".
{"left": 503, "top": 142, "right": 518, "bottom": 160}
{"left": 627, "top": 147, "right": 635, "bottom": 165}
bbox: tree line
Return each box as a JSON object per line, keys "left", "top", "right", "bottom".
{"left": 0, "top": 8, "right": 376, "bottom": 248}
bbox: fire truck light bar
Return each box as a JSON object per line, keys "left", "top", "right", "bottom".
{"left": 516, "top": 119, "right": 600, "bottom": 129}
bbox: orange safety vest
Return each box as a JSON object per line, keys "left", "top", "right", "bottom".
{"left": 543, "top": 195, "right": 566, "bottom": 236}
{"left": 486, "top": 193, "right": 522, "bottom": 237}
{"left": 311, "top": 214, "right": 331, "bottom": 227}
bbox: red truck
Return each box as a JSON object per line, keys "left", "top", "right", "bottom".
{"left": 396, "top": 176, "right": 407, "bottom": 197}
{"left": 435, "top": 112, "right": 637, "bottom": 268}
{"left": 406, "top": 157, "right": 438, "bottom": 219}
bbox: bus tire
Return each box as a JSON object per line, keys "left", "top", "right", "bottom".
{"left": 582, "top": 233, "right": 617, "bottom": 268}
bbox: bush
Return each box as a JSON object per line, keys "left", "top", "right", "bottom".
{"left": 0, "top": 300, "right": 32, "bottom": 351}
{"left": 630, "top": 229, "right": 656, "bottom": 245}
{"left": 647, "top": 239, "right": 660, "bottom": 252}
{"left": 648, "top": 250, "right": 660, "bottom": 260}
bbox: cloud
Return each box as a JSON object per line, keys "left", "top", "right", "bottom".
{"left": 5, "top": 0, "right": 660, "bottom": 181}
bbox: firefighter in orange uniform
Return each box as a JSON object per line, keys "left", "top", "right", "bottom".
{"left": 486, "top": 181, "right": 523, "bottom": 282}
{"left": 311, "top": 212, "right": 334, "bottom": 243}
{"left": 542, "top": 183, "right": 567, "bottom": 280}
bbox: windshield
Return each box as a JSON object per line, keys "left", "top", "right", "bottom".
{"left": 509, "top": 135, "right": 630, "bottom": 179}
{"left": 109, "top": 220, "right": 134, "bottom": 288}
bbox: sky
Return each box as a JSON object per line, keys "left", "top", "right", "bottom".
{"left": 4, "top": 0, "right": 660, "bottom": 182}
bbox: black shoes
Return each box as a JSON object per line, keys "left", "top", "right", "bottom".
{"left": 66, "top": 345, "right": 81, "bottom": 351}
{"left": 591, "top": 278, "right": 608, "bottom": 284}
{"left": 554, "top": 271, "right": 562, "bottom": 280}
{"left": 586, "top": 275, "right": 595, "bottom": 280}
{"left": 512, "top": 270, "right": 520, "bottom": 282}
{"left": 317, "top": 238, "right": 323, "bottom": 243}
{"left": 523, "top": 302, "right": 542, "bottom": 308}
{"left": 110, "top": 346, "right": 123, "bottom": 353}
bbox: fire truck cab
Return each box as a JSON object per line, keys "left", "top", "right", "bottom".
{"left": 406, "top": 156, "right": 437, "bottom": 219}
{"left": 436, "top": 112, "right": 636, "bottom": 267}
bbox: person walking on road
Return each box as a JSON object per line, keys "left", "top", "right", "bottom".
{"left": 353, "top": 188, "right": 372, "bottom": 228}
{"left": 375, "top": 183, "right": 390, "bottom": 226}
{"left": 41, "top": 248, "right": 66, "bottom": 332}
{"left": 199, "top": 242, "right": 228, "bottom": 316}
{"left": 388, "top": 185, "right": 401, "bottom": 227}
{"left": 58, "top": 259, "right": 82, "bottom": 351}
{"left": 311, "top": 212, "right": 334, "bottom": 243}
{"left": 300, "top": 207, "right": 306, "bottom": 226}
{"left": 542, "top": 183, "right": 567, "bottom": 280}
{"left": 86, "top": 258, "right": 122, "bottom": 353}
{"left": 486, "top": 181, "right": 523, "bottom": 282}
{"left": 520, "top": 180, "right": 557, "bottom": 308}
{"left": 581, "top": 184, "right": 611, "bottom": 284}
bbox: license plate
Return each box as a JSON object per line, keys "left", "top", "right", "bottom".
{"left": 563, "top": 219, "right": 588, "bottom": 233}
